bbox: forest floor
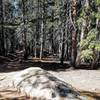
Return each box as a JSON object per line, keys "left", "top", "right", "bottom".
{"left": 0, "top": 58, "right": 100, "bottom": 100}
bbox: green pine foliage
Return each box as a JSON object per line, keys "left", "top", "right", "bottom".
{"left": 80, "top": 28, "right": 100, "bottom": 61}
{"left": 0, "top": 0, "right": 100, "bottom": 67}
{"left": 95, "top": 0, "right": 100, "bottom": 6}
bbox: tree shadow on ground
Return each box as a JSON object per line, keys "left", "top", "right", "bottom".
{"left": 0, "top": 59, "right": 100, "bottom": 73}
{"left": 0, "top": 60, "right": 70, "bottom": 72}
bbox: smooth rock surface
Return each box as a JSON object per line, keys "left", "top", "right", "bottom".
{"left": 0, "top": 67, "right": 86, "bottom": 100}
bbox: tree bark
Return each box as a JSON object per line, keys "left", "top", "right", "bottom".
{"left": 40, "top": 20, "right": 43, "bottom": 59}
{"left": 76, "top": 19, "right": 86, "bottom": 66}
{"left": 60, "top": 22, "right": 66, "bottom": 65}
{"left": 0, "top": 0, "right": 5, "bottom": 56}
{"left": 22, "top": 0, "right": 28, "bottom": 59}
{"left": 71, "top": 0, "right": 77, "bottom": 67}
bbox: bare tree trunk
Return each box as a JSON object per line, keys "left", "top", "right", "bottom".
{"left": 39, "top": 1, "right": 46, "bottom": 59}
{"left": 91, "top": 6, "right": 100, "bottom": 68}
{"left": 96, "top": 7, "right": 100, "bottom": 29}
{"left": 76, "top": 19, "right": 86, "bottom": 66}
{"left": 76, "top": 0, "right": 90, "bottom": 66}
{"left": 71, "top": 0, "right": 77, "bottom": 67}
{"left": 81, "top": 20, "right": 85, "bottom": 40}
{"left": 22, "top": 0, "right": 28, "bottom": 59}
{"left": 59, "top": 29, "right": 62, "bottom": 59}
{"left": 34, "top": 35, "right": 37, "bottom": 58}
{"left": 0, "top": 0, "right": 5, "bottom": 56}
{"left": 40, "top": 20, "right": 43, "bottom": 59}
{"left": 85, "top": 0, "right": 89, "bottom": 7}
{"left": 60, "top": 23, "right": 66, "bottom": 65}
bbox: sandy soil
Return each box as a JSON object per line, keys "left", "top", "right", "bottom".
{"left": 49, "top": 70, "right": 100, "bottom": 93}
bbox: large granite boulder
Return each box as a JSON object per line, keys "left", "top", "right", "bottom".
{"left": 6, "top": 67, "right": 86, "bottom": 100}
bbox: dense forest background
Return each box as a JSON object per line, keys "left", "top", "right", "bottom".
{"left": 0, "top": 0, "right": 100, "bottom": 68}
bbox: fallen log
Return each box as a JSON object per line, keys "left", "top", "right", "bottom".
{"left": 3, "top": 67, "right": 86, "bottom": 100}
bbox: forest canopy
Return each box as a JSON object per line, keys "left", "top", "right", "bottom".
{"left": 0, "top": 0, "right": 100, "bottom": 68}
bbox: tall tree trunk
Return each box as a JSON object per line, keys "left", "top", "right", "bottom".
{"left": 96, "top": 6, "right": 100, "bottom": 29}
{"left": 34, "top": 35, "right": 37, "bottom": 58}
{"left": 71, "top": 0, "right": 77, "bottom": 67}
{"left": 80, "top": 20, "right": 86, "bottom": 40}
{"left": 60, "top": 22, "right": 66, "bottom": 65}
{"left": 22, "top": 0, "right": 28, "bottom": 59}
{"left": 76, "top": 19, "right": 86, "bottom": 66}
{"left": 40, "top": 19, "right": 43, "bottom": 59}
{"left": 40, "top": 1, "right": 46, "bottom": 59}
{"left": 51, "top": 11, "right": 54, "bottom": 55}
{"left": 85, "top": 0, "right": 89, "bottom": 7}
{"left": 0, "top": 0, "right": 5, "bottom": 56}
{"left": 76, "top": 0, "right": 90, "bottom": 66}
